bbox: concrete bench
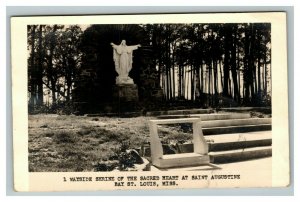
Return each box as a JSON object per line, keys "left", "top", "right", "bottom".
{"left": 149, "top": 118, "right": 210, "bottom": 168}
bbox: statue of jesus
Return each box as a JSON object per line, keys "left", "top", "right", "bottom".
{"left": 110, "top": 40, "right": 141, "bottom": 84}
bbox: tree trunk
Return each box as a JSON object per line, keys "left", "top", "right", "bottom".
{"left": 264, "top": 50, "right": 268, "bottom": 94}
{"left": 178, "top": 66, "right": 182, "bottom": 97}
{"left": 219, "top": 61, "right": 223, "bottom": 91}
{"left": 172, "top": 45, "right": 176, "bottom": 98}
{"left": 243, "top": 23, "right": 251, "bottom": 104}
{"left": 165, "top": 66, "right": 169, "bottom": 100}
{"left": 208, "top": 63, "right": 211, "bottom": 96}
{"left": 212, "top": 60, "right": 217, "bottom": 95}
{"left": 48, "top": 25, "right": 58, "bottom": 104}
{"left": 258, "top": 57, "right": 261, "bottom": 94}
{"left": 200, "top": 64, "right": 204, "bottom": 95}
{"left": 195, "top": 66, "right": 201, "bottom": 99}
{"left": 165, "top": 30, "right": 172, "bottom": 100}
{"left": 253, "top": 60, "right": 257, "bottom": 95}
{"left": 190, "top": 65, "right": 194, "bottom": 101}
{"left": 223, "top": 30, "right": 230, "bottom": 97}
{"left": 29, "top": 25, "right": 37, "bottom": 107}
{"left": 37, "top": 25, "right": 44, "bottom": 106}
{"left": 162, "top": 70, "right": 166, "bottom": 99}
{"left": 237, "top": 43, "right": 241, "bottom": 103}
{"left": 230, "top": 28, "right": 239, "bottom": 101}
{"left": 183, "top": 67, "right": 186, "bottom": 98}
{"left": 186, "top": 67, "right": 189, "bottom": 99}
{"left": 249, "top": 24, "right": 255, "bottom": 101}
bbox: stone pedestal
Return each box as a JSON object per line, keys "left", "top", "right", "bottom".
{"left": 116, "top": 76, "right": 134, "bottom": 85}
{"left": 112, "top": 84, "right": 139, "bottom": 112}
{"left": 113, "top": 84, "right": 138, "bottom": 102}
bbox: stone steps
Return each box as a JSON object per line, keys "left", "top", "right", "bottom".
{"left": 146, "top": 108, "right": 213, "bottom": 116}
{"left": 157, "top": 113, "right": 251, "bottom": 120}
{"left": 146, "top": 109, "right": 272, "bottom": 165}
{"left": 157, "top": 115, "right": 271, "bottom": 135}
{"left": 174, "top": 131, "right": 272, "bottom": 164}
{"left": 203, "top": 124, "right": 271, "bottom": 135}
{"left": 208, "top": 131, "right": 272, "bottom": 151}
{"left": 146, "top": 107, "right": 271, "bottom": 117}
{"left": 209, "top": 146, "right": 272, "bottom": 164}
{"left": 208, "top": 130, "right": 272, "bottom": 163}
{"left": 150, "top": 157, "right": 271, "bottom": 171}
{"left": 193, "top": 113, "right": 251, "bottom": 120}
{"left": 176, "top": 131, "right": 271, "bottom": 152}
{"left": 143, "top": 130, "right": 272, "bottom": 166}
{"left": 219, "top": 107, "right": 271, "bottom": 113}
{"left": 201, "top": 118, "right": 271, "bottom": 128}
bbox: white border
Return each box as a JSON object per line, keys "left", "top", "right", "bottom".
{"left": 11, "top": 12, "right": 289, "bottom": 192}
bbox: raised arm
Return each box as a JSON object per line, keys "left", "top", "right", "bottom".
{"left": 110, "top": 42, "right": 117, "bottom": 49}
{"left": 128, "top": 44, "right": 141, "bottom": 51}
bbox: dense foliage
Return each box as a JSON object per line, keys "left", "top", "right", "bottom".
{"left": 27, "top": 23, "right": 271, "bottom": 113}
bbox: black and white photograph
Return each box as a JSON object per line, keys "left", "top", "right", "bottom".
{"left": 11, "top": 13, "right": 289, "bottom": 191}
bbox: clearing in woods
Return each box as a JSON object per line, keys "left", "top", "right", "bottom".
{"left": 28, "top": 114, "right": 193, "bottom": 172}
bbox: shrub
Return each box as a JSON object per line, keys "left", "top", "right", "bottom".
{"left": 44, "top": 132, "right": 55, "bottom": 138}
{"left": 53, "top": 130, "right": 78, "bottom": 144}
{"left": 94, "top": 161, "right": 119, "bottom": 172}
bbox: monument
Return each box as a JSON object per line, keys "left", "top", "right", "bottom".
{"left": 111, "top": 40, "right": 141, "bottom": 111}
{"left": 111, "top": 40, "right": 141, "bottom": 85}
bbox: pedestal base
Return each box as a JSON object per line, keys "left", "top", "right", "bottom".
{"left": 116, "top": 76, "right": 134, "bottom": 85}
{"left": 113, "top": 84, "right": 138, "bottom": 102}
{"left": 112, "top": 84, "right": 139, "bottom": 112}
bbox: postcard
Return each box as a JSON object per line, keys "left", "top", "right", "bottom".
{"left": 11, "top": 12, "right": 289, "bottom": 191}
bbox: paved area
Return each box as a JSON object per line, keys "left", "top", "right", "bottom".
{"left": 151, "top": 157, "right": 272, "bottom": 171}
{"left": 218, "top": 156, "right": 271, "bottom": 170}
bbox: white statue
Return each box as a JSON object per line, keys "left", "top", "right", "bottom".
{"left": 110, "top": 40, "right": 141, "bottom": 84}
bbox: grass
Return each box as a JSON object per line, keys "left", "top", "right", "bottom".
{"left": 28, "top": 115, "right": 158, "bottom": 172}
{"left": 30, "top": 113, "right": 251, "bottom": 171}
{"left": 28, "top": 109, "right": 271, "bottom": 171}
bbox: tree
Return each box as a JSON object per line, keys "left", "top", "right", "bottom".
{"left": 55, "top": 25, "right": 83, "bottom": 102}
{"left": 28, "top": 25, "right": 45, "bottom": 108}
{"left": 28, "top": 23, "right": 272, "bottom": 113}
{"left": 28, "top": 24, "right": 83, "bottom": 111}
{"left": 28, "top": 25, "right": 37, "bottom": 107}
{"left": 143, "top": 23, "right": 271, "bottom": 107}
